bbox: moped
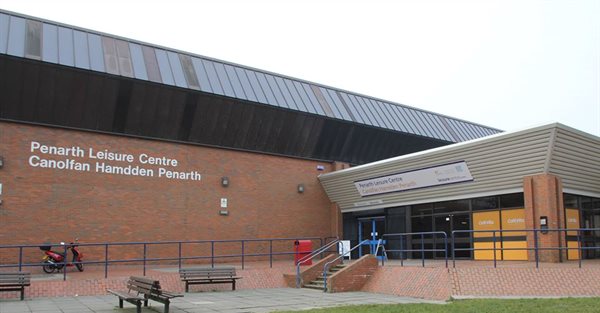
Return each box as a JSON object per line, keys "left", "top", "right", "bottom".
{"left": 39, "top": 240, "right": 84, "bottom": 273}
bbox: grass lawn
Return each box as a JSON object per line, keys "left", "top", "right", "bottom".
{"left": 276, "top": 298, "right": 600, "bottom": 313}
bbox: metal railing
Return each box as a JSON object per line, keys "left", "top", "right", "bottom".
{"left": 0, "top": 237, "right": 326, "bottom": 281}
{"left": 451, "top": 228, "right": 600, "bottom": 268}
{"left": 295, "top": 239, "right": 339, "bottom": 288}
{"left": 382, "top": 231, "right": 448, "bottom": 268}
{"left": 322, "top": 239, "right": 368, "bottom": 292}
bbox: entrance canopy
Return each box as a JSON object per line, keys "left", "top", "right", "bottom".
{"left": 319, "top": 123, "right": 600, "bottom": 212}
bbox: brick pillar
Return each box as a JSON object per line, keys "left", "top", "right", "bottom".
{"left": 523, "top": 174, "right": 565, "bottom": 262}
{"left": 329, "top": 162, "right": 350, "bottom": 239}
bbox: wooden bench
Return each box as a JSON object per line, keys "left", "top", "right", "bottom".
{"left": 179, "top": 266, "right": 242, "bottom": 292}
{"left": 0, "top": 272, "right": 30, "bottom": 300}
{"left": 107, "top": 276, "right": 182, "bottom": 313}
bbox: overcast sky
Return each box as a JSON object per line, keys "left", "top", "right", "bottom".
{"left": 1, "top": 0, "right": 599, "bottom": 136}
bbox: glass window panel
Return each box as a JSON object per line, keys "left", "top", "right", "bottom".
{"left": 326, "top": 89, "right": 352, "bottom": 120}
{"left": 255, "top": 72, "right": 279, "bottom": 106}
{"left": 429, "top": 114, "right": 453, "bottom": 141}
{"left": 274, "top": 76, "right": 297, "bottom": 110}
{"left": 7, "top": 16, "right": 26, "bottom": 57}
{"left": 374, "top": 100, "right": 396, "bottom": 129}
{"left": 356, "top": 96, "right": 384, "bottom": 127}
{"left": 191, "top": 57, "right": 212, "bottom": 93}
{"left": 101, "top": 36, "right": 118, "bottom": 75}
{"left": 412, "top": 110, "right": 436, "bottom": 138}
{"left": 264, "top": 74, "right": 287, "bottom": 108}
{"left": 404, "top": 109, "right": 429, "bottom": 137}
{"left": 472, "top": 196, "right": 499, "bottom": 211}
{"left": 391, "top": 106, "right": 418, "bottom": 134}
{"left": 166, "top": 51, "right": 187, "bottom": 87}
{"left": 129, "top": 43, "right": 148, "bottom": 80}
{"left": 377, "top": 101, "right": 402, "bottom": 131}
{"left": 418, "top": 111, "right": 443, "bottom": 139}
{"left": 0, "top": 13, "right": 9, "bottom": 54}
{"left": 340, "top": 93, "right": 365, "bottom": 123}
{"left": 564, "top": 194, "right": 579, "bottom": 209}
{"left": 434, "top": 200, "right": 470, "bottom": 213}
{"left": 411, "top": 203, "right": 433, "bottom": 216}
{"left": 389, "top": 104, "right": 413, "bottom": 133}
{"left": 224, "top": 64, "right": 247, "bottom": 99}
{"left": 154, "top": 49, "right": 175, "bottom": 85}
{"left": 212, "top": 62, "right": 235, "bottom": 97}
{"left": 201, "top": 59, "right": 224, "bottom": 95}
{"left": 25, "top": 20, "right": 42, "bottom": 60}
{"left": 142, "top": 46, "right": 162, "bottom": 83}
{"left": 245, "top": 70, "right": 270, "bottom": 104}
{"left": 371, "top": 100, "right": 395, "bottom": 129}
{"left": 179, "top": 54, "right": 199, "bottom": 89}
{"left": 57, "top": 27, "right": 74, "bottom": 66}
{"left": 350, "top": 94, "right": 378, "bottom": 127}
{"left": 87, "top": 33, "right": 104, "bottom": 72}
{"left": 293, "top": 81, "right": 317, "bottom": 114}
{"left": 319, "top": 87, "right": 343, "bottom": 119}
{"left": 447, "top": 119, "right": 468, "bottom": 141}
{"left": 310, "top": 86, "right": 335, "bottom": 117}
{"left": 41, "top": 23, "right": 58, "bottom": 63}
{"left": 115, "top": 39, "right": 133, "bottom": 77}
{"left": 459, "top": 121, "right": 477, "bottom": 139}
{"left": 73, "top": 30, "right": 89, "bottom": 69}
{"left": 499, "top": 193, "right": 524, "bottom": 208}
{"left": 235, "top": 67, "right": 257, "bottom": 102}
{"left": 285, "top": 79, "right": 307, "bottom": 111}
{"left": 301, "top": 83, "right": 325, "bottom": 115}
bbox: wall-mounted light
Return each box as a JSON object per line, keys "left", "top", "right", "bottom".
{"left": 219, "top": 210, "right": 229, "bottom": 216}
{"left": 0, "top": 156, "right": 4, "bottom": 168}
{"left": 221, "top": 177, "right": 229, "bottom": 187}
{"left": 297, "top": 184, "right": 304, "bottom": 193}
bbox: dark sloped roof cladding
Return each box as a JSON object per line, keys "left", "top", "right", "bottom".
{"left": 0, "top": 9, "right": 501, "bottom": 164}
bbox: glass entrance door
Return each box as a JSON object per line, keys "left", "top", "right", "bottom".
{"left": 433, "top": 213, "right": 471, "bottom": 258}
{"left": 358, "top": 217, "right": 385, "bottom": 257}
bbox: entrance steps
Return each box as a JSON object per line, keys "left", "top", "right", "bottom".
{"left": 303, "top": 264, "right": 347, "bottom": 290}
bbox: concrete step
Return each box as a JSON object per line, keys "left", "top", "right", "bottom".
{"left": 303, "top": 283, "right": 325, "bottom": 290}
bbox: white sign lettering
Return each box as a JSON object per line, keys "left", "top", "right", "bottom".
{"left": 27, "top": 141, "right": 201, "bottom": 182}
{"left": 354, "top": 161, "right": 473, "bottom": 196}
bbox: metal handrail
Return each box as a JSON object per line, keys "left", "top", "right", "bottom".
{"left": 383, "top": 231, "right": 448, "bottom": 267}
{"left": 295, "top": 239, "right": 340, "bottom": 288}
{"left": 322, "top": 239, "right": 369, "bottom": 292}
{"left": 0, "top": 236, "right": 325, "bottom": 281}
{"left": 452, "top": 228, "right": 600, "bottom": 268}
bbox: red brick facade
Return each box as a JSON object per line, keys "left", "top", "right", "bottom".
{"left": 0, "top": 122, "right": 337, "bottom": 263}
{"left": 524, "top": 174, "right": 566, "bottom": 262}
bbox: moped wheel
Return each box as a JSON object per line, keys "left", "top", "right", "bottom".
{"left": 75, "top": 261, "right": 84, "bottom": 272}
{"left": 42, "top": 261, "right": 55, "bottom": 273}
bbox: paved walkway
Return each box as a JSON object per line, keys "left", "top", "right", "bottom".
{"left": 0, "top": 288, "right": 443, "bottom": 313}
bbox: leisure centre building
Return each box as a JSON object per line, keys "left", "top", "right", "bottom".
{"left": 0, "top": 9, "right": 598, "bottom": 263}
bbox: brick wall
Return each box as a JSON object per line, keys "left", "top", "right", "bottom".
{"left": 524, "top": 174, "right": 566, "bottom": 262}
{"left": 362, "top": 266, "right": 451, "bottom": 300}
{"left": 328, "top": 254, "right": 377, "bottom": 292}
{"left": 0, "top": 122, "right": 336, "bottom": 264}
{"left": 452, "top": 267, "right": 600, "bottom": 297}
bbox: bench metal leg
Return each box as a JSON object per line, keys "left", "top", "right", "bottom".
{"left": 136, "top": 302, "right": 141, "bottom": 313}
{"left": 118, "top": 298, "right": 124, "bottom": 308}
{"left": 185, "top": 282, "right": 189, "bottom": 293}
{"left": 232, "top": 280, "right": 236, "bottom": 291}
{"left": 163, "top": 300, "right": 170, "bottom": 313}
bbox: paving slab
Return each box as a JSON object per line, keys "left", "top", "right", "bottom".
{"left": 0, "top": 288, "right": 444, "bottom": 313}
